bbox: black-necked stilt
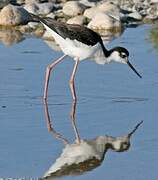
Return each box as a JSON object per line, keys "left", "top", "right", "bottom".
{"left": 43, "top": 101, "right": 143, "bottom": 178}
{"left": 31, "top": 14, "right": 142, "bottom": 101}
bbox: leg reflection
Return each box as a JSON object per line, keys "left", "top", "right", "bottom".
{"left": 70, "top": 101, "right": 81, "bottom": 144}
{"left": 43, "top": 100, "right": 69, "bottom": 145}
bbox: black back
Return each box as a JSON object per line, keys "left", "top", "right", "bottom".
{"left": 30, "top": 14, "right": 110, "bottom": 57}
{"left": 42, "top": 17, "right": 102, "bottom": 46}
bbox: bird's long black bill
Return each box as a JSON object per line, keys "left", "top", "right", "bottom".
{"left": 127, "top": 61, "right": 142, "bottom": 78}
{"left": 128, "top": 120, "right": 143, "bottom": 138}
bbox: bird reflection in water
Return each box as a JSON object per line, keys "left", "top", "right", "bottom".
{"left": 43, "top": 101, "right": 143, "bottom": 179}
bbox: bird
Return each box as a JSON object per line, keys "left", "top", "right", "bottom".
{"left": 30, "top": 14, "right": 142, "bottom": 101}
{"left": 43, "top": 101, "right": 143, "bottom": 179}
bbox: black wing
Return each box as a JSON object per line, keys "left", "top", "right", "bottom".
{"left": 31, "top": 14, "right": 102, "bottom": 46}
{"left": 30, "top": 14, "right": 109, "bottom": 56}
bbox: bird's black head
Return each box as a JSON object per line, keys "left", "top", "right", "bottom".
{"left": 109, "top": 46, "right": 142, "bottom": 78}
{"left": 109, "top": 46, "right": 129, "bottom": 63}
{"left": 110, "top": 46, "right": 129, "bottom": 58}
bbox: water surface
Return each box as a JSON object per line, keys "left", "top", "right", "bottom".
{"left": 0, "top": 25, "right": 158, "bottom": 179}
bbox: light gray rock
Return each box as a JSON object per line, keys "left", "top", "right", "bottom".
{"left": 128, "top": 11, "right": 142, "bottom": 20}
{"left": 79, "top": 0, "right": 98, "bottom": 7}
{"left": 97, "top": 1, "right": 120, "bottom": 13}
{"left": 63, "top": 1, "right": 86, "bottom": 17}
{"left": 84, "top": 7, "right": 99, "bottom": 19}
{"left": 46, "top": 12, "right": 55, "bottom": 19}
{"left": 16, "top": 0, "right": 25, "bottom": 5}
{"left": 27, "top": 21, "right": 39, "bottom": 29}
{"left": 0, "top": 4, "right": 31, "bottom": 26}
{"left": 0, "top": 0, "right": 10, "bottom": 9}
{"left": 67, "top": 15, "right": 86, "bottom": 25}
{"left": 146, "top": 3, "right": 158, "bottom": 19}
{"left": 88, "top": 12, "right": 122, "bottom": 30}
{"left": 25, "top": 0, "right": 40, "bottom": 4}
{"left": 23, "top": 3, "right": 39, "bottom": 14}
{"left": 24, "top": 2, "right": 54, "bottom": 15}
{"left": 84, "top": 1, "right": 120, "bottom": 20}
{"left": 150, "top": 0, "right": 158, "bottom": 3}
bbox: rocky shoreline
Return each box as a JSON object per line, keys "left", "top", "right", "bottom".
{"left": 0, "top": 0, "right": 158, "bottom": 45}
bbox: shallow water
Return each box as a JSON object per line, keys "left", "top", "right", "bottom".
{"left": 0, "top": 25, "right": 158, "bottom": 179}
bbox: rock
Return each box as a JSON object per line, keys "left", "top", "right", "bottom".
{"left": 79, "top": 0, "right": 98, "bottom": 7}
{"left": 97, "top": 1, "right": 120, "bottom": 13}
{"left": 25, "top": 0, "right": 40, "bottom": 4}
{"left": 16, "top": 0, "right": 25, "bottom": 5}
{"left": 0, "top": 0, "right": 10, "bottom": 9}
{"left": 145, "top": 4, "right": 158, "bottom": 19}
{"left": 84, "top": 1, "right": 120, "bottom": 20}
{"left": 87, "top": 12, "right": 122, "bottom": 30}
{"left": 23, "top": 3, "right": 38, "bottom": 14}
{"left": 0, "top": 4, "right": 31, "bottom": 26}
{"left": 27, "top": 21, "right": 40, "bottom": 29}
{"left": 62, "top": 1, "right": 86, "bottom": 17}
{"left": 128, "top": 11, "right": 142, "bottom": 20}
{"left": 24, "top": 2, "right": 54, "bottom": 15}
{"left": 150, "top": 0, "right": 158, "bottom": 3}
{"left": 67, "top": 15, "right": 86, "bottom": 25}
{"left": 46, "top": 12, "right": 55, "bottom": 19}
{"left": 84, "top": 7, "right": 99, "bottom": 19}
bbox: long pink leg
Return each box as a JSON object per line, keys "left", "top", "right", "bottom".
{"left": 44, "top": 54, "right": 67, "bottom": 100}
{"left": 69, "top": 58, "right": 79, "bottom": 101}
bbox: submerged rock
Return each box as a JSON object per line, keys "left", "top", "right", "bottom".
{"left": 0, "top": 4, "right": 31, "bottom": 26}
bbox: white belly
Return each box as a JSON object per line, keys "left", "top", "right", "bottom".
{"left": 43, "top": 23, "right": 101, "bottom": 60}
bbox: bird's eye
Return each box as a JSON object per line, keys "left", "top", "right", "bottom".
{"left": 121, "top": 54, "right": 127, "bottom": 58}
